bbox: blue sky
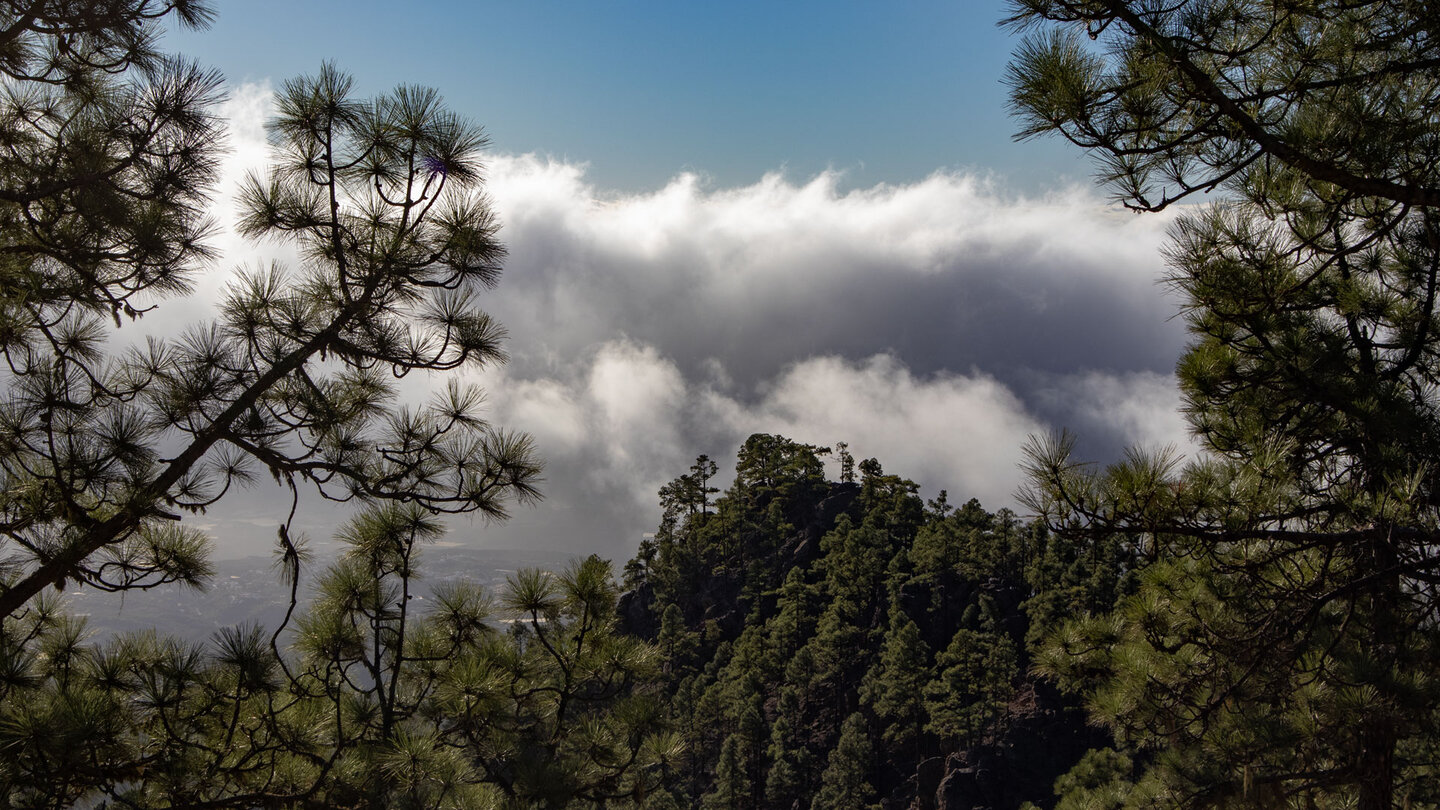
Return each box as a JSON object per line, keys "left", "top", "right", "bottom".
{"left": 171, "top": 0, "right": 1087, "bottom": 193}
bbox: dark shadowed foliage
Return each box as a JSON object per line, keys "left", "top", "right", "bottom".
{"left": 621, "top": 435, "right": 1131, "bottom": 809}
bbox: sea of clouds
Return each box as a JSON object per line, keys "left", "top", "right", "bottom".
{"left": 168, "top": 84, "right": 1197, "bottom": 563}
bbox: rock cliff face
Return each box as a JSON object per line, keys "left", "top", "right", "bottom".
{"left": 619, "top": 438, "right": 1118, "bottom": 810}
{"left": 616, "top": 580, "right": 657, "bottom": 639}
{"left": 924, "top": 682, "right": 1108, "bottom": 810}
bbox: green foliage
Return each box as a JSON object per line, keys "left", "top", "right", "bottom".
{"left": 924, "top": 626, "right": 1017, "bottom": 745}
{"left": 644, "top": 435, "right": 835, "bottom": 638}
{"left": 0, "top": 516, "right": 673, "bottom": 808}
{"left": 0, "top": 1, "right": 226, "bottom": 614}
{"left": 1010, "top": 2, "right": 1440, "bottom": 808}
{"left": 0, "top": 7, "right": 686, "bottom": 806}
{"left": 763, "top": 699, "right": 814, "bottom": 808}
{"left": 859, "top": 611, "right": 930, "bottom": 753}
{"left": 0, "top": 22, "right": 541, "bottom": 619}
{"left": 810, "top": 712, "right": 878, "bottom": 810}
{"left": 703, "top": 732, "right": 755, "bottom": 810}
{"left": 1051, "top": 749, "right": 1136, "bottom": 810}
{"left": 1018, "top": 494, "right": 1137, "bottom": 651}
{"left": 627, "top": 436, "right": 1095, "bottom": 809}
{"left": 1005, "top": 0, "right": 1440, "bottom": 212}
{"left": 437, "top": 555, "right": 676, "bottom": 808}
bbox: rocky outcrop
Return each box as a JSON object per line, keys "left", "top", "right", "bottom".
{"left": 927, "top": 681, "right": 1108, "bottom": 810}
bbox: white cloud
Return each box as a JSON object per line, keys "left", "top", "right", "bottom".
{"left": 479, "top": 343, "right": 1198, "bottom": 560}
{"left": 582, "top": 341, "right": 689, "bottom": 495}
{"left": 166, "top": 87, "right": 1197, "bottom": 561}
{"left": 1044, "top": 370, "right": 1198, "bottom": 456}
{"left": 723, "top": 354, "right": 1045, "bottom": 507}
{"left": 483, "top": 155, "right": 1183, "bottom": 377}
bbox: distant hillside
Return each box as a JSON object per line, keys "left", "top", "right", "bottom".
{"left": 620, "top": 434, "right": 1137, "bottom": 810}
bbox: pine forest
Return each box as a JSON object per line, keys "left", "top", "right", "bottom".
{"left": 1, "top": 1, "right": 1438, "bottom": 809}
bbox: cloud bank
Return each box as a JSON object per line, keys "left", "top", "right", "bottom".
{"left": 186, "top": 85, "right": 1195, "bottom": 562}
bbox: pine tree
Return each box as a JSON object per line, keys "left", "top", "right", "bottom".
{"left": 1010, "top": 2, "right": 1440, "bottom": 807}
{"left": 630, "top": 439, "right": 1086, "bottom": 808}
{"left": 764, "top": 696, "right": 815, "bottom": 810}
{"left": 811, "top": 712, "right": 878, "bottom": 810}
{"left": 0, "top": 49, "right": 542, "bottom": 619}
{"left": 462, "top": 556, "right": 675, "bottom": 806}
{"left": 704, "top": 733, "right": 753, "bottom": 810}
{"left": 0, "top": 1, "right": 224, "bottom": 612}
{"left": 923, "top": 625, "right": 1017, "bottom": 746}
{"left": 1005, "top": 0, "right": 1440, "bottom": 213}
{"left": 658, "top": 602, "right": 699, "bottom": 672}
{"left": 859, "top": 608, "right": 930, "bottom": 759}
{"left": 0, "top": 12, "right": 655, "bottom": 799}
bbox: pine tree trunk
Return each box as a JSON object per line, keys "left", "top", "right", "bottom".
{"left": 1357, "top": 527, "right": 1399, "bottom": 810}
{"left": 1356, "top": 720, "right": 1394, "bottom": 810}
